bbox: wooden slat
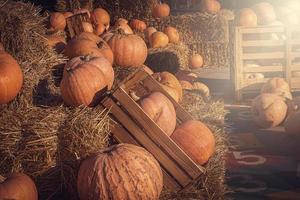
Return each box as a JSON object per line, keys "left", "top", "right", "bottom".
{"left": 120, "top": 69, "right": 149, "bottom": 92}
{"left": 291, "top": 65, "right": 300, "bottom": 71}
{"left": 291, "top": 78, "right": 300, "bottom": 89}
{"left": 242, "top": 52, "right": 285, "bottom": 60}
{"left": 113, "top": 88, "right": 205, "bottom": 177}
{"left": 243, "top": 66, "right": 283, "bottom": 73}
{"left": 141, "top": 75, "right": 194, "bottom": 123}
{"left": 102, "top": 97, "right": 194, "bottom": 187}
{"left": 110, "top": 123, "right": 182, "bottom": 190}
{"left": 238, "top": 26, "right": 285, "bottom": 34}
{"left": 242, "top": 40, "right": 285, "bottom": 47}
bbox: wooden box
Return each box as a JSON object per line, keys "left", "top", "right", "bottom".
{"left": 234, "top": 26, "right": 288, "bottom": 101}
{"left": 101, "top": 68, "right": 205, "bottom": 191}
{"left": 66, "top": 12, "right": 91, "bottom": 38}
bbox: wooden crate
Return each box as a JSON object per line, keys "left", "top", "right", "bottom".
{"left": 66, "top": 12, "right": 91, "bottom": 38}
{"left": 101, "top": 68, "right": 205, "bottom": 191}
{"left": 234, "top": 26, "right": 288, "bottom": 101}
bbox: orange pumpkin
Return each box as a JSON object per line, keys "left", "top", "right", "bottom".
{"left": 113, "top": 18, "right": 134, "bottom": 35}
{"left": 64, "top": 32, "right": 114, "bottom": 64}
{"left": 0, "top": 173, "right": 38, "bottom": 200}
{"left": 164, "top": 26, "right": 180, "bottom": 44}
{"left": 152, "top": 72, "right": 183, "bottom": 102}
{"left": 180, "top": 80, "right": 193, "bottom": 90}
{"left": 237, "top": 8, "right": 258, "bottom": 27}
{"left": 189, "top": 54, "right": 204, "bottom": 69}
{"left": 60, "top": 55, "right": 114, "bottom": 107}
{"left": 107, "top": 33, "right": 147, "bottom": 67}
{"left": 91, "top": 8, "right": 110, "bottom": 27}
{"left": 284, "top": 112, "right": 300, "bottom": 135}
{"left": 144, "top": 27, "right": 157, "bottom": 42}
{"left": 171, "top": 120, "right": 215, "bottom": 165}
{"left": 130, "top": 19, "right": 147, "bottom": 32}
{"left": 50, "top": 12, "right": 66, "bottom": 30}
{"left": 252, "top": 93, "right": 287, "bottom": 128}
{"left": 77, "top": 144, "right": 163, "bottom": 200}
{"left": 201, "top": 0, "right": 221, "bottom": 13}
{"left": 45, "top": 35, "right": 66, "bottom": 53}
{"left": 150, "top": 31, "right": 169, "bottom": 48}
{"left": 82, "top": 22, "right": 94, "bottom": 33}
{"left": 139, "top": 92, "right": 176, "bottom": 136}
{"left": 152, "top": 3, "right": 170, "bottom": 18}
{"left": 94, "top": 23, "right": 106, "bottom": 36}
{"left": 252, "top": 2, "right": 276, "bottom": 25}
{"left": 0, "top": 52, "right": 23, "bottom": 104}
{"left": 261, "top": 77, "right": 292, "bottom": 100}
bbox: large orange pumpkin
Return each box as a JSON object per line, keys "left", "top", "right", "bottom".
{"left": 0, "top": 173, "right": 38, "bottom": 200}
{"left": 237, "top": 8, "right": 258, "bottom": 27}
{"left": 130, "top": 19, "right": 147, "bottom": 32}
{"left": 152, "top": 72, "right": 183, "bottom": 102}
{"left": 261, "top": 77, "right": 292, "bottom": 100}
{"left": 252, "top": 93, "right": 287, "bottom": 128}
{"left": 0, "top": 52, "right": 23, "bottom": 104}
{"left": 164, "top": 26, "right": 180, "bottom": 44}
{"left": 201, "top": 0, "right": 221, "bottom": 13}
{"left": 91, "top": 8, "right": 110, "bottom": 27}
{"left": 189, "top": 54, "right": 204, "bottom": 69}
{"left": 77, "top": 144, "right": 163, "bottom": 200}
{"left": 107, "top": 33, "right": 147, "bottom": 67}
{"left": 50, "top": 12, "right": 66, "bottom": 31}
{"left": 152, "top": 3, "right": 170, "bottom": 18}
{"left": 64, "top": 32, "right": 114, "bottom": 64}
{"left": 252, "top": 2, "right": 276, "bottom": 25}
{"left": 60, "top": 55, "right": 114, "bottom": 107}
{"left": 284, "top": 112, "right": 300, "bottom": 135}
{"left": 150, "top": 31, "right": 169, "bottom": 48}
{"left": 171, "top": 120, "right": 215, "bottom": 165}
{"left": 139, "top": 92, "right": 176, "bottom": 136}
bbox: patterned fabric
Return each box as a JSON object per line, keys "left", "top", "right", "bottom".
{"left": 226, "top": 106, "right": 300, "bottom": 200}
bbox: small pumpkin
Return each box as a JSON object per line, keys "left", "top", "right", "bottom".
{"left": 284, "top": 112, "right": 300, "bottom": 135}
{"left": 152, "top": 72, "right": 183, "bottom": 102}
{"left": 164, "top": 26, "right": 180, "bottom": 44}
{"left": 252, "top": 2, "right": 276, "bottom": 25}
{"left": 171, "top": 120, "right": 215, "bottom": 165}
{"left": 62, "top": 11, "right": 73, "bottom": 18}
{"left": 0, "top": 173, "right": 38, "bottom": 200}
{"left": 193, "top": 82, "right": 210, "bottom": 97}
{"left": 107, "top": 33, "right": 147, "bottom": 67}
{"left": 113, "top": 18, "right": 134, "bottom": 34}
{"left": 94, "top": 23, "right": 106, "bottom": 36}
{"left": 50, "top": 12, "right": 66, "bottom": 31}
{"left": 252, "top": 93, "right": 287, "bottom": 128}
{"left": 180, "top": 80, "right": 193, "bottom": 90}
{"left": 150, "top": 31, "right": 169, "bottom": 48}
{"left": 130, "top": 19, "right": 147, "bottom": 32}
{"left": 152, "top": 3, "right": 170, "bottom": 18}
{"left": 237, "top": 8, "right": 258, "bottom": 27}
{"left": 91, "top": 8, "right": 110, "bottom": 27}
{"left": 77, "top": 144, "right": 163, "bottom": 200}
{"left": 82, "top": 22, "right": 94, "bottom": 33}
{"left": 144, "top": 27, "right": 157, "bottom": 42}
{"left": 261, "top": 77, "right": 292, "bottom": 100}
{"left": 60, "top": 55, "right": 114, "bottom": 107}
{"left": 0, "top": 52, "right": 23, "bottom": 104}
{"left": 45, "top": 35, "right": 66, "bottom": 53}
{"left": 139, "top": 92, "right": 176, "bottom": 136}
{"left": 201, "top": 0, "right": 221, "bottom": 13}
{"left": 189, "top": 54, "right": 204, "bottom": 69}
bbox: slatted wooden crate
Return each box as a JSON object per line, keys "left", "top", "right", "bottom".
{"left": 101, "top": 68, "right": 205, "bottom": 191}
{"left": 66, "top": 12, "right": 91, "bottom": 38}
{"left": 234, "top": 26, "right": 288, "bottom": 101}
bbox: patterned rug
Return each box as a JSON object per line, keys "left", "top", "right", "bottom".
{"left": 225, "top": 106, "right": 300, "bottom": 200}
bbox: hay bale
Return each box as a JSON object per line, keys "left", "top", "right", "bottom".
{"left": 145, "top": 43, "right": 190, "bottom": 73}
{"left": 159, "top": 91, "right": 229, "bottom": 200}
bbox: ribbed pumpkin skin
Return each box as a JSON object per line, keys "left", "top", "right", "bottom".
{"left": 77, "top": 144, "right": 163, "bottom": 200}
{"left": 261, "top": 77, "right": 292, "bottom": 100}
{"left": 0, "top": 52, "right": 23, "bottom": 104}
{"left": 60, "top": 56, "right": 114, "bottom": 107}
{"left": 130, "top": 19, "right": 147, "bottom": 31}
{"left": 139, "top": 92, "right": 176, "bottom": 136}
{"left": 107, "top": 34, "right": 147, "bottom": 67}
{"left": 0, "top": 173, "right": 38, "bottom": 200}
{"left": 50, "top": 12, "right": 66, "bottom": 30}
{"left": 171, "top": 120, "right": 215, "bottom": 165}
{"left": 252, "top": 93, "right": 287, "bottom": 128}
